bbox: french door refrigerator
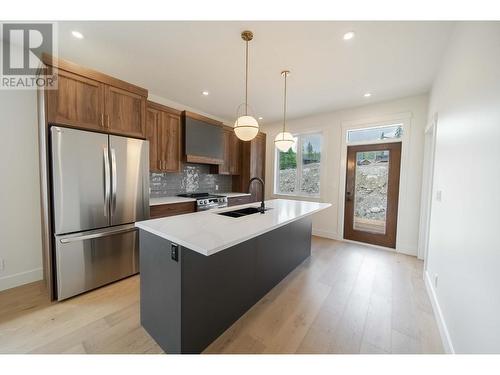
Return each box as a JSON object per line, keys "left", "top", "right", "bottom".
{"left": 51, "top": 126, "right": 149, "bottom": 300}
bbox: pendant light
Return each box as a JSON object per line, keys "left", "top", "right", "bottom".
{"left": 274, "top": 70, "right": 295, "bottom": 152}
{"left": 234, "top": 30, "right": 259, "bottom": 141}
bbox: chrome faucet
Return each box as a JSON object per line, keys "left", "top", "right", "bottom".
{"left": 248, "top": 177, "right": 265, "bottom": 213}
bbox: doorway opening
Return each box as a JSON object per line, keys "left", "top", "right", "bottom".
{"left": 343, "top": 141, "right": 402, "bottom": 248}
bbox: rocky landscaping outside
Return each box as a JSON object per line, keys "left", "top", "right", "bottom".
{"left": 279, "top": 162, "right": 320, "bottom": 194}
{"left": 354, "top": 161, "right": 388, "bottom": 221}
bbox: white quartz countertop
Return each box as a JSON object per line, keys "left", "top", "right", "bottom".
{"left": 149, "top": 196, "right": 196, "bottom": 206}
{"left": 136, "top": 199, "right": 331, "bottom": 256}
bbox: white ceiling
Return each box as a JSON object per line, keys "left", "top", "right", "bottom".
{"left": 57, "top": 21, "right": 454, "bottom": 124}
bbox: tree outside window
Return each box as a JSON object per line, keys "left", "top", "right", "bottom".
{"left": 275, "top": 133, "right": 322, "bottom": 197}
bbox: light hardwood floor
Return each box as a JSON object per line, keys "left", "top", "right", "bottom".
{"left": 0, "top": 237, "right": 443, "bottom": 354}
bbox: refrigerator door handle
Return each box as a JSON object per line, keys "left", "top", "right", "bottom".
{"left": 59, "top": 226, "right": 136, "bottom": 243}
{"left": 111, "top": 148, "right": 117, "bottom": 215}
{"left": 103, "top": 147, "right": 111, "bottom": 217}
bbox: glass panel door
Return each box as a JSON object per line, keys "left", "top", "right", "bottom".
{"left": 353, "top": 150, "right": 389, "bottom": 235}
{"left": 344, "top": 142, "right": 402, "bottom": 248}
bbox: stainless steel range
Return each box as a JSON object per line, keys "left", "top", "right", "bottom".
{"left": 178, "top": 193, "right": 228, "bottom": 211}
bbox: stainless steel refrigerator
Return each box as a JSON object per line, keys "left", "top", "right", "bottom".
{"left": 50, "top": 126, "right": 149, "bottom": 300}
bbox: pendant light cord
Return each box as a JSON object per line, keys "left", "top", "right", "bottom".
{"left": 282, "top": 72, "right": 287, "bottom": 138}
{"left": 245, "top": 40, "right": 249, "bottom": 116}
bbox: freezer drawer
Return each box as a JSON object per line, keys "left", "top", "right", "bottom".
{"left": 55, "top": 225, "right": 139, "bottom": 301}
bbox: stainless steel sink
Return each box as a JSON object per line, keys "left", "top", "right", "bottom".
{"left": 217, "top": 206, "right": 270, "bottom": 218}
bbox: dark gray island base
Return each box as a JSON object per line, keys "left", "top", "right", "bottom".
{"left": 139, "top": 216, "right": 312, "bottom": 354}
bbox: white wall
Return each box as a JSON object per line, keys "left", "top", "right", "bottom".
{"left": 262, "top": 94, "right": 429, "bottom": 256}
{"left": 425, "top": 22, "right": 500, "bottom": 353}
{"left": 0, "top": 89, "right": 43, "bottom": 291}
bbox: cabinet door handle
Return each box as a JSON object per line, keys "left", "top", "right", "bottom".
{"left": 107, "top": 114, "right": 110, "bottom": 128}
{"left": 101, "top": 113, "right": 104, "bottom": 127}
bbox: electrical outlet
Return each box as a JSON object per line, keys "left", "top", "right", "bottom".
{"left": 434, "top": 274, "right": 439, "bottom": 288}
{"left": 0, "top": 258, "right": 5, "bottom": 273}
{"left": 215, "top": 184, "right": 219, "bottom": 191}
{"left": 436, "top": 190, "right": 442, "bottom": 202}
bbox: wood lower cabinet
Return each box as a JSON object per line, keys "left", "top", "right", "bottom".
{"left": 105, "top": 86, "right": 146, "bottom": 138}
{"left": 150, "top": 202, "right": 196, "bottom": 219}
{"left": 146, "top": 101, "right": 182, "bottom": 173}
{"left": 233, "top": 132, "right": 266, "bottom": 202}
{"left": 47, "top": 69, "right": 105, "bottom": 130}
{"left": 227, "top": 195, "right": 252, "bottom": 207}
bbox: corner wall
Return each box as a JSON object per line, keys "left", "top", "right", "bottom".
{"left": 262, "top": 94, "right": 429, "bottom": 256}
{"left": 425, "top": 22, "right": 500, "bottom": 353}
{"left": 0, "top": 89, "right": 43, "bottom": 291}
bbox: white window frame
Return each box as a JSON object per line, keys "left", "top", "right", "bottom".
{"left": 273, "top": 131, "right": 323, "bottom": 199}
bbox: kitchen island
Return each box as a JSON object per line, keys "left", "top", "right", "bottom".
{"left": 135, "top": 199, "right": 331, "bottom": 354}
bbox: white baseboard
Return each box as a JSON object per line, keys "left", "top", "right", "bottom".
{"left": 0, "top": 268, "right": 43, "bottom": 292}
{"left": 312, "top": 228, "right": 340, "bottom": 240}
{"left": 424, "top": 270, "right": 455, "bottom": 354}
{"left": 396, "top": 243, "right": 418, "bottom": 257}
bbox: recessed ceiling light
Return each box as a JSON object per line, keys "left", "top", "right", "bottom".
{"left": 258, "top": 117, "right": 263, "bottom": 120}
{"left": 364, "top": 92, "right": 372, "bottom": 97}
{"left": 202, "top": 91, "right": 209, "bottom": 96}
{"left": 71, "top": 31, "right": 84, "bottom": 39}
{"left": 343, "top": 31, "right": 355, "bottom": 41}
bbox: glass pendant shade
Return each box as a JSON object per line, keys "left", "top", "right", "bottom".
{"left": 234, "top": 115, "right": 259, "bottom": 141}
{"left": 274, "top": 131, "right": 295, "bottom": 152}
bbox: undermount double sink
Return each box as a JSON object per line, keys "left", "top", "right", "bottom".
{"left": 217, "top": 206, "right": 271, "bottom": 218}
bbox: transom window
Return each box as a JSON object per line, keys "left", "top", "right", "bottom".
{"left": 347, "top": 124, "right": 403, "bottom": 144}
{"left": 274, "top": 132, "right": 322, "bottom": 197}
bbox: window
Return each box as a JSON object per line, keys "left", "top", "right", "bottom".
{"left": 275, "top": 133, "right": 322, "bottom": 197}
{"left": 347, "top": 124, "right": 403, "bottom": 143}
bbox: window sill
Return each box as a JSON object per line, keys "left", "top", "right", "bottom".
{"left": 272, "top": 193, "right": 322, "bottom": 202}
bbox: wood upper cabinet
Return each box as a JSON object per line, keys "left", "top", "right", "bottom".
{"left": 47, "top": 69, "right": 105, "bottom": 130}
{"left": 146, "top": 101, "right": 182, "bottom": 173}
{"left": 229, "top": 131, "right": 242, "bottom": 175}
{"left": 159, "top": 112, "right": 181, "bottom": 172}
{"left": 249, "top": 133, "right": 266, "bottom": 202}
{"left": 146, "top": 106, "right": 160, "bottom": 172}
{"left": 104, "top": 86, "right": 146, "bottom": 138}
{"left": 232, "top": 132, "right": 266, "bottom": 203}
{"left": 219, "top": 128, "right": 232, "bottom": 175}
{"left": 217, "top": 127, "right": 241, "bottom": 175}
{"left": 43, "top": 55, "right": 148, "bottom": 138}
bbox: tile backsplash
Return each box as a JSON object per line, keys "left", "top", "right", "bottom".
{"left": 150, "top": 163, "right": 232, "bottom": 197}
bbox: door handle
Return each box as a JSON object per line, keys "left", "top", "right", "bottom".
{"left": 103, "top": 148, "right": 110, "bottom": 217}
{"left": 59, "top": 226, "right": 136, "bottom": 243}
{"left": 111, "top": 148, "right": 117, "bottom": 215}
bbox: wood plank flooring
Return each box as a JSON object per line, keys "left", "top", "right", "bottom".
{"left": 0, "top": 237, "right": 443, "bottom": 354}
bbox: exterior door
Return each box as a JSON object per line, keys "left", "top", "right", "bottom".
{"left": 344, "top": 142, "right": 402, "bottom": 248}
